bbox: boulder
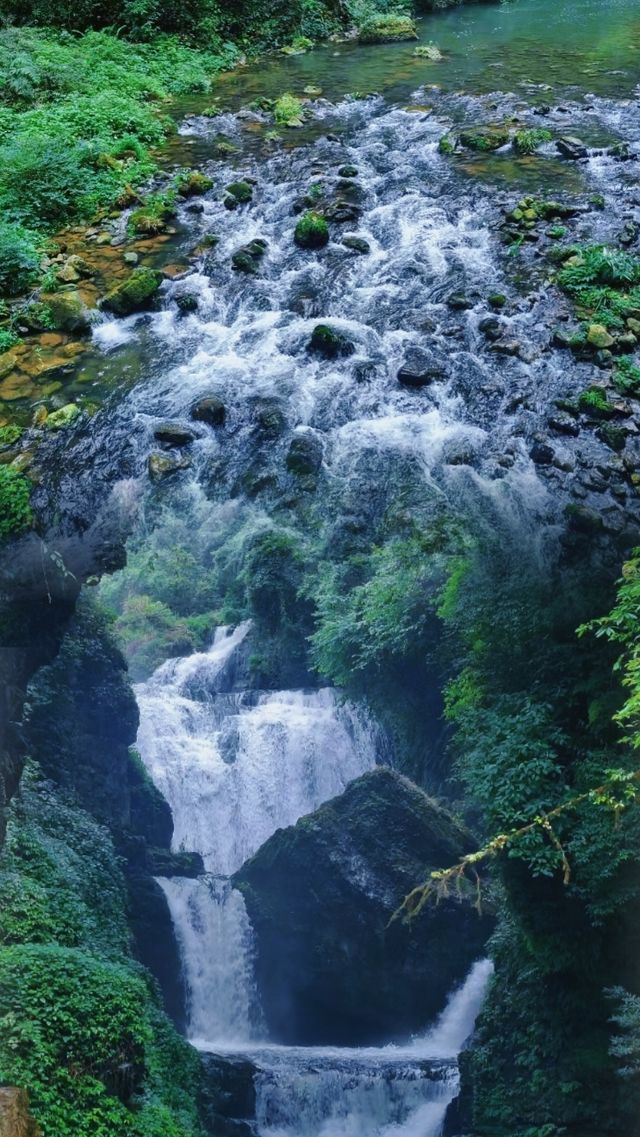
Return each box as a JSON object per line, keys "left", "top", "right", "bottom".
{"left": 294, "top": 211, "right": 329, "bottom": 249}
{"left": 148, "top": 452, "right": 192, "bottom": 480}
{"left": 397, "top": 350, "right": 444, "bottom": 388}
{"left": 458, "top": 126, "right": 510, "bottom": 152}
{"left": 556, "top": 136, "right": 588, "bottom": 160}
{"left": 44, "top": 291, "right": 93, "bottom": 335}
{"left": 191, "top": 396, "right": 225, "bottom": 427}
{"left": 342, "top": 235, "right": 370, "bottom": 255}
{"left": 199, "top": 1054, "right": 257, "bottom": 1137}
{"left": 308, "top": 324, "right": 355, "bottom": 359}
{"left": 234, "top": 767, "right": 492, "bottom": 1046}
{"left": 153, "top": 421, "right": 196, "bottom": 447}
{"left": 232, "top": 239, "right": 268, "bottom": 274}
{"left": 176, "top": 293, "right": 199, "bottom": 315}
{"left": 530, "top": 438, "right": 555, "bottom": 465}
{"left": 102, "top": 268, "right": 162, "bottom": 316}
{"left": 45, "top": 403, "right": 81, "bottom": 431}
{"left": 286, "top": 432, "right": 323, "bottom": 476}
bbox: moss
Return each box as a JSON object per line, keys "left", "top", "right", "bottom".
{"left": 273, "top": 93, "right": 305, "bottom": 127}
{"left": 358, "top": 14, "right": 418, "bottom": 44}
{"left": 438, "top": 135, "right": 455, "bottom": 154}
{"left": 413, "top": 42, "right": 442, "bottom": 60}
{"left": 102, "top": 267, "right": 162, "bottom": 316}
{"left": 308, "top": 323, "right": 354, "bottom": 358}
{"left": 224, "top": 180, "right": 254, "bottom": 209}
{"left": 459, "top": 125, "right": 510, "bottom": 152}
{"left": 0, "top": 465, "right": 32, "bottom": 539}
{"left": 578, "top": 387, "right": 614, "bottom": 417}
{"left": 174, "top": 170, "right": 213, "bottom": 196}
{"left": 129, "top": 191, "right": 177, "bottom": 235}
{"left": 0, "top": 423, "right": 23, "bottom": 448}
{"left": 512, "top": 127, "right": 553, "bottom": 154}
{"left": 294, "top": 211, "right": 329, "bottom": 249}
{"left": 45, "top": 403, "right": 81, "bottom": 431}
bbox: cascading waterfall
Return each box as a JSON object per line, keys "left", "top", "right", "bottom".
{"left": 135, "top": 624, "right": 381, "bottom": 1042}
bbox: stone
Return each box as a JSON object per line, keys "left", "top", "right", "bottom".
{"left": 200, "top": 1054, "right": 257, "bottom": 1137}
{"left": 0, "top": 1087, "right": 41, "bottom": 1137}
{"left": 153, "top": 421, "right": 196, "bottom": 447}
{"left": 176, "top": 293, "right": 199, "bottom": 315}
{"left": 323, "top": 200, "right": 361, "bottom": 224}
{"left": 478, "top": 315, "right": 502, "bottom": 340}
{"left": 234, "top": 768, "right": 492, "bottom": 1045}
{"left": 556, "top": 136, "right": 588, "bottom": 160}
{"left": 102, "top": 268, "right": 162, "bottom": 316}
{"left": 491, "top": 338, "right": 522, "bottom": 356}
{"left": 530, "top": 438, "right": 555, "bottom": 465}
{"left": 231, "top": 239, "right": 268, "bottom": 274}
{"left": 397, "top": 349, "right": 444, "bottom": 388}
{"left": 294, "top": 212, "right": 330, "bottom": 249}
{"left": 308, "top": 324, "right": 355, "bottom": 359}
{"left": 146, "top": 849, "right": 204, "bottom": 877}
{"left": 45, "top": 403, "right": 81, "bottom": 431}
{"left": 123, "top": 251, "right": 139, "bottom": 266}
{"left": 148, "top": 452, "right": 192, "bottom": 479}
{"left": 447, "top": 292, "right": 473, "bottom": 311}
{"left": 286, "top": 432, "right": 323, "bottom": 476}
{"left": 565, "top": 503, "right": 603, "bottom": 534}
{"left": 191, "top": 396, "right": 225, "bottom": 427}
{"left": 342, "top": 235, "right": 371, "bottom": 254}
{"left": 587, "top": 324, "right": 615, "bottom": 349}
{"left": 548, "top": 411, "right": 580, "bottom": 437}
{"left": 95, "top": 231, "right": 112, "bottom": 246}
{"left": 45, "top": 291, "right": 93, "bottom": 334}
{"left": 224, "top": 181, "right": 254, "bottom": 209}
{"left": 458, "top": 125, "right": 510, "bottom": 152}
{"left": 338, "top": 165, "right": 359, "bottom": 178}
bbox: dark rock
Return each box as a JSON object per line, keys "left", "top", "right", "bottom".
{"left": 191, "top": 396, "right": 225, "bottom": 427}
{"left": 323, "top": 200, "right": 361, "bottom": 224}
{"left": 548, "top": 412, "right": 579, "bottom": 437}
{"left": 598, "top": 424, "right": 628, "bottom": 452}
{"left": 255, "top": 399, "right": 287, "bottom": 436}
{"left": 234, "top": 767, "right": 492, "bottom": 1046}
{"left": 397, "top": 350, "right": 445, "bottom": 388}
{"left": 232, "top": 239, "right": 268, "bottom": 274}
{"left": 185, "top": 201, "right": 205, "bottom": 214}
{"left": 102, "top": 269, "right": 162, "bottom": 316}
{"left": 342, "top": 235, "right": 371, "bottom": 254}
{"left": 199, "top": 1054, "right": 257, "bottom": 1137}
{"left": 153, "top": 422, "right": 196, "bottom": 447}
{"left": 565, "top": 503, "right": 604, "bottom": 534}
{"left": 338, "top": 165, "right": 359, "bottom": 178}
{"left": 556, "top": 136, "right": 588, "bottom": 160}
{"left": 530, "top": 439, "right": 555, "bottom": 465}
{"left": 478, "top": 316, "right": 502, "bottom": 341}
{"left": 620, "top": 220, "right": 639, "bottom": 246}
{"left": 286, "top": 432, "right": 323, "bottom": 476}
{"left": 447, "top": 292, "right": 473, "bottom": 311}
{"left": 308, "top": 324, "right": 355, "bottom": 359}
{"left": 146, "top": 849, "right": 204, "bottom": 877}
{"left": 148, "top": 452, "right": 192, "bottom": 480}
{"left": 176, "top": 293, "right": 199, "bottom": 315}
{"left": 491, "top": 339, "right": 522, "bottom": 356}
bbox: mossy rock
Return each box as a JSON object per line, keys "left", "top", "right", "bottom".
{"left": 586, "top": 324, "right": 615, "bottom": 349}
{"left": 294, "top": 212, "right": 329, "bottom": 249}
{"left": 232, "top": 239, "right": 268, "bottom": 274}
{"left": 45, "top": 403, "right": 81, "bottom": 431}
{"left": 358, "top": 15, "right": 418, "bottom": 44}
{"left": 459, "top": 125, "right": 510, "bottom": 152}
{"left": 176, "top": 171, "right": 213, "bottom": 197}
{"left": 438, "top": 135, "right": 455, "bottom": 155}
{"left": 224, "top": 181, "right": 254, "bottom": 210}
{"left": 308, "top": 324, "right": 355, "bottom": 359}
{"left": 102, "top": 269, "right": 163, "bottom": 316}
{"left": 40, "top": 292, "right": 92, "bottom": 335}
{"left": 0, "top": 465, "right": 32, "bottom": 538}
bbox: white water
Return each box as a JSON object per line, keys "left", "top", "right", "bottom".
{"left": 135, "top": 626, "right": 381, "bottom": 1042}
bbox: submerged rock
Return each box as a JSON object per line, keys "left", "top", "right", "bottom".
{"left": 308, "top": 324, "right": 355, "bottom": 359}
{"left": 286, "top": 432, "right": 323, "bottom": 476}
{"left": 191, "top": 396, "right": 225, "bottom": 427}
{"left": 556, "top": 136, "right": 588, "bottom": 160}
{"left": 397, "top": 350, "right": 444, "bottom": 388}
{"left": 342, "top": 235, "right": 371, "bottom": 255}
{"left": 148, "top": 452, "right": 192, "bottom": 480}
{"left": 153, "top": 422, "right": 196, "bottom": 447}
{"left": 232, "top": 239, "right": 268, "bottom": 274}
{"left": 234, "top": 767, "right": 492, "bottom": 1046}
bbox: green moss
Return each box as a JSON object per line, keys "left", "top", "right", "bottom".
{"left": 45, "top": 403, "right": 81, "bottom": 430}
{"left": 273, "top": 93, "right": 305, "bottom": 127}
{"left": 577, "top": 386, "right": 614, "bottom": 417}
{"left": 459, "top": 125, "right": 510, "bottom": 152}
{"left": 613, "top": 356, "right": 640, "bottom": 396}
{"left": 358, "top": 14, "right": 418, "bottom": 44}
{"left": 129, "top": 191, "right": 177, "bottom": 235}
{"left": 438, "top": 135, "right": 455, "bottom": 154}
{"left": 294, "top": 210, "right": 329, "bottom": 249}
{"left": 0, "top": 424, "right": 23, "bottom": 448}
{"left": 512, "top": 127, "right": 553, "bottom": 154}
{"left": 0, "top": 464, "right": 32, "bottom": 539}
{"left": 224, "top": 180, "right": 254, "bottom": 208}
{"left": 102, "top": 267, "right": 162, "bottom": 315}
{"left": 174, "top": 170, "right": 213, "bottom": 197}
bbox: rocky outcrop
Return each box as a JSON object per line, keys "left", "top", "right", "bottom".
{"left": 199, "top": 1054, "right": 257, "bottom": 1137}
{"left": 234, "top": 767, "right": 492, "bottom": 1045}
{"left": 0, "top": 1088, "right": 41, "bottom": 1137}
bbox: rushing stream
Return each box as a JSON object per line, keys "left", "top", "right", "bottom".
{"left": 73, "top": 1, "right": 640, "bottom": 1133}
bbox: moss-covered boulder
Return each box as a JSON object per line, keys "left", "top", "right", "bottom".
{"left": 39, "top": 292, "right": 92, "bottom": 335}
{"left": 295, "top": 212, "right": 329, "bottom": 249}
{"left": 45, "top": 403, "right": 81, "bottom": 431}
{"left": 358, "top": 15, "right": 418, "bottom": 44}
{"left": 175, "top": 171, "right": 213, "bottom": 197}
{"left": 234, "top": 767, "right": 492, "bottom": 1045}
{"left": 224, "top": 181, "right": 254, "bottom": 210}
{"left": 458, "top": 125, "right": 510, "bottom": 152}
{"left": 232, "top": 239, "right": 268, "bottom": 274}
{"left": 308, "top": 324, "right": 355, "bottom": 359}
{"left": 102, "top": 269, "right": 163, "bottom": 316}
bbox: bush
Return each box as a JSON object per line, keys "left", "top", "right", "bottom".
{"left": 0, "top": 466, "right": 33, "bottom": 539}
{"left": 0, "top": 134, "right": 92, "bottom": 224}
{"left": 358, "top": 13, "right": 417, "bottom": 43}
{"left": 273, "top": 92, "right": 305, "bottom": 126}
{"left": 294, "top": 210, "right": 329, "bottom": 248}
{"left": 0, "top": 221, "right": 39, "bottom": 295}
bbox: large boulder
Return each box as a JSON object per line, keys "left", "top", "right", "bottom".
{"left": 234, "top": 767, "right": 492, "bottom": 1046}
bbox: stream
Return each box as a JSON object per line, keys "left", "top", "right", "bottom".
{"left": 39, "top": 1, "right": 640, "bottom": 1134}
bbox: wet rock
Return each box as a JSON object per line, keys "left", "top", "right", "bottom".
{"left": 478, "top": 315, "right": 502, "bottom": 341}
{"left": 44, "top": 291, "right": 93, "bottom": 335}
{"left": 153, "top": 422, "right": 196, "bottom": 447}
{"left": 530, "top": 438, "right": 555, "bottom": 465}
{"left": 123, "top": 251, "right": 139, "bottom": 266}
{"left": 232, "top": 239, "right": 268, "bottom": 274}
{"left": 620, "top": 220, "right": 639, "bottom": 246}
{"left": 286, "top": 432, "right": 323, "bottom": 476}
{"left": 459, "top": 125, "right": 510, "bottom": 151}
{"left": 342, "top": 235, "right": 371, "bottom": 254}
{"left": 191, "top": 396, "right": 225, "bottom": 427}
{"left": 556, "top": 136, "right": 588, "bottom": 160}
{"left": 102, "top": 268, "right": 162, "bottom": 316}
{"left": 44, "top": 403, "right": 81, "bottom": 431}
{"left": 224, "top": 181, "right": 254, "bottom": 209}
{"left": 323, "top": 200, "right": 361, "bottom": 224}
{"left": 447, "top": 292, "right": 473, "bottom": 311}
{"left": 146, "top": 849, "right": 204, "bottom": 877}
{"left": 176, "top": 171, "right": 213, "bottom": 197}
{"left": 491, "top": 338, "right": 522, "bottom": 356}
{"left": 548, "top": 411, "right": 580, "bottom": 437}
{"left": 597, "top": 423, "right": 628, "bottom": 452}
{"left": 338, "top": 165, "right": 359, "bottom": 178}
{"left": 234, "top": 767, "right": 492, "bottom": 1046}
{"left": 488, "top": 293, "right": 507, "bottom": 310}
{"left": 565, "top": 503, "right": 603, "bottom": 534}
{"left": 587, "top": 324, "right": 615, "bottom": 349}
{"left": 185, "top": 201, "right": 205, "bottom": 215}
{"left": 294, "top": 211, "right": 330, "bottom": 249}
{"left": 148, "top": 452, "right": 192, "bottom": 480}
{"left": 397, "top": 350, "right": 444, "bottom": 388}
{"left": 308, "top": 324, "right": 355, "bottom": 359}
{"left": 176, "top": 293, "right": 199, "bottom": 315}
{"left": 255, "top": 400, "right": 287, "bottom": 436}
{"left": 443, "top": 438, "right": 478, "bottom": 467}
{"left": 200, "top": 1054, "right": 257, "bottom": 1137}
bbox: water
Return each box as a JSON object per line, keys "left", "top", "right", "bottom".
{"left": 135, "top": 625, "right": 382, "bottom": 1041}
{"left": 199, "top": 960, "right": 494, "bottom": 1137}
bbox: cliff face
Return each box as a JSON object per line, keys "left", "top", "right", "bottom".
{"left": 235, "top": 767, "right": 492, "bottom": 1045}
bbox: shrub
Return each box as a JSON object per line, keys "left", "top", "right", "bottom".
{"left": 0, "top": 221, "right": 39, "bottom": 296}
{"left": 294, "top": 210, "right": 329, "bottom": 248}
{"left": 513, "top": 128, "right": 553, "bottom": 154}
{"left": 273, "top": 92, "right": 305, "bottom": 126}
{"left": 0, "top": 134, "right": 91, "bottom": 224}
{"left": 358, "top": 14, "right": 417, "bottom": 43}
{"left": 0, "top": 466, "right": 33, "bottom": 539}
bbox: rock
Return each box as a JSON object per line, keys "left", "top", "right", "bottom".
{"left": 530, "top": 438, "right": 555, "bottom": 465}
{"left": 148, "top": 452, "right": 192, "bottom": 480}
{"left": 176, "top": 293, "right": 199, "bottom": 315}
{"left": 286, "top": 432, "right": 323, "bottom": 476}
{"left": 398, "top": 350, "right": 445, "bottom": 388}
{"left": 231, "top": 239, "right": 268, "bottom": 274}
{"left": 548, "top": 411, "right": 580, "bottom": 437}
{"left": 556, "top": 136, "right": 588, "bottom": 160}
{"left": 146, "top": 849, "right": 204, "bottom": 877}
{"left": 565, "top": 503, "right": 603, "bottom": 534}
{"left": 123, "top": 251, "right": 139, "bottom": 266}
{"left": 102, "top": 269, "right": 162, "bottom": 316}
{"left": 458, "top": 126, "right": 510, "bottom": 152}
{"left": 478, "top": 315, "right": 502, "bottom": 341}
{"left": 176, "top": 171, "right": 213, "bottom": 197}
{"left": 308, "top": 324, "right": 355, "bottom": 359}
{"left": 597, "top": 423, "right": 628, "bottom": 452}
{"left": 342, "top": 235, "right": 371, "bottom": 254}
{"left": 447, "top": 292, "right": 473, "bottom": 311}
{"left": 488, "top": 293, "right": 507, "bottom": 310}
{"left": 199, "top": 1054, "right": 257, "bottom": 1137}
{"left": 45, "top": 403, "right": 81, "bottom": 431}
{"left": 358, "top": 15, "right": 418, "bottom": 44}
{"left": 95, "top": 231, "right": 112, "bottom": 246}
{"left": 338, "top": 165, "right": 359, "bottom": 178}
{"left": 587, "top": 324, "right": 615, "bottom": 349}
{"left": 45, "top": 291, "right": 93, "bottom": 334}
{"left": 234, "top": 768, "right": 492, "bottom": 1045}
{"left": 620, "top": 220, "right": 639, "bottom": 246}
{"left": 491, "top": 338, "right": 522, "bottom": 356}
{"left": 224, "top": 181, "right": 254, "bottom": 209}
{"left": 255, "top": 399, "right": 286, "bottom": 436}
{"left": 323, "top": 200, "right": 361, "bottom": 224}
{"left": 0, "top": 1087, "right": 41, "bottom": 1137}
{"left": 153, "top": 421, "right": 196, "bottom": 447}
{"left": 191, "top": 396, "right": 225, "bottom": 427}
{"left": 295, "top": 211, "right": 330, "bottom": 249}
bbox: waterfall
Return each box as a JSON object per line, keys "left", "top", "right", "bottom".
{"left": 134, "top": 626, "right": 381, "bottom": 1043}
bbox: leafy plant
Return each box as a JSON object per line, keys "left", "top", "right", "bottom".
{"left": 273, "top": 93, "right": 305, "bottom": 127}
{"left": 513, "top": 127, "right": 553, "bottom": 154}
{"left": 0, "top": 466, "right": 33, "bottom": 538}
{"left": 0, "top": 221, "right": 39, "bottom": 296}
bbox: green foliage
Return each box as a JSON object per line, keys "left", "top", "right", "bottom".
{"left": 580, "top": 554, "right": 640, "bottom": 750}
{"left": 294, "top": 210, "right": 329, "bottom": 249}
{"left": 0, "top": 220, "right": 39, "bottom": 296}
{"left": 557, "top": 245, "right": 640, "bottom": 332}
{"left": 512, "top": 127, "right": 552, "bottom": 154}
{"left": 129, "top": 191, "right": 177, "bottom": 235}
{"left": 0, "top": 424, "right": 23, "bottom": 447}
{"left": 0, "top": 328, "right": 21, "bottom": 352}
{"left": 357, "top": 13, "right": 417, "bottom": 43}
{"left": 578, "top": 387, "right": 612, "bottom": 415}
{"left": 110, "top": 594, "right": 214, "bottom": 681}
{"left": 273, "top": 92, "right": 305, "bottom": 127}
{"left": 0, "top": 465, "right": 32, "bottom": 538}
{"left": 613, "top": 356, "right": 640, "bottom": 396}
